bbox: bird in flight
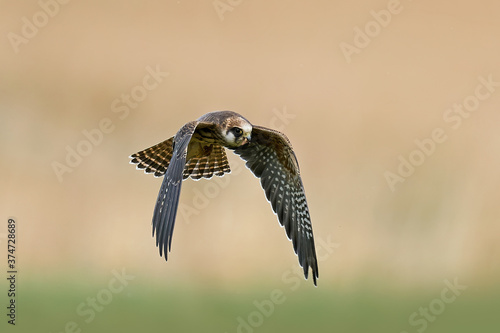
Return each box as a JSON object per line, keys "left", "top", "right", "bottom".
{"left": 130, "top": 111, "right": 319, "bottom": 285}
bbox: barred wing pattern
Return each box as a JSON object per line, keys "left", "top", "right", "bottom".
{"left": 183, "top": 144, "right": 231, "bottom": 180}
{"left": 130, "top": 121, "right": 227, "bottom": 259}
{"left": 148, "top": 122, "right": 214, "bottom": 258}
{"left": 130, "top": 137, "right": 174, "bottom": 177}
{"left": 234, "top": 126, "right": 319, "bottom": 285}
{"left": 131, "top": 139, "right": 230, "bottom": 181}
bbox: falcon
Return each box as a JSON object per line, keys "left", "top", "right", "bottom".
{"left": 130, "top": 111, "right": 319, "bottom": 285}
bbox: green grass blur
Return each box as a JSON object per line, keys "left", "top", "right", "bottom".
{"left": 8, "top": 277, "right": 499, "bottom": 333}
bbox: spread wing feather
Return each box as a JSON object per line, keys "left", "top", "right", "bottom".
{"left": 149, "top": 121, "right": 218, "bottom": 259}
{"left": 130, "top": 121, "right": 226, "bottom": 260}
{"left": 152, "top": 121, "right": 198, "bottom": 258}
{"left": 234, "top": 125, "right": 319, "bottom": 285}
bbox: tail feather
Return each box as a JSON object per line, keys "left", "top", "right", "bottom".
{"left": 130, "top": 137, "right": 174, "bottom": 177}
{"left": 184, "top": 144, "right": 230, "bottom": 180}
{"left": 131, "top": 140, "right": 230, "bottom": 180}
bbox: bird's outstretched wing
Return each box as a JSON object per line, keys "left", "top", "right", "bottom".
{"left": 151, "top": 121, "right": 218, "bottom": 259}
{"left": 233, "top": 125, "right": 319, "bottom": 285}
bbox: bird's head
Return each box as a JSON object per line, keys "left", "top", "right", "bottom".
{"left": 197, "top": 111, "right": 253, "bottom": 148}
{"left": 222, "top": 115, "right": 252, "bottom": 148}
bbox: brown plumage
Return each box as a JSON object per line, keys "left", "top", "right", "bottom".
{"left": 130, "top": 137, "right": 231, "bottom": 180}
{"left": 130, "top": 111, "right": 319, "bottom": 285}
{"left": 130, "top": 138, "right": 174, "bottom": 177}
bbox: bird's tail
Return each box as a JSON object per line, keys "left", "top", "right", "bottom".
{"left": 130, "top": 137, "right": 175, "bottom": 177}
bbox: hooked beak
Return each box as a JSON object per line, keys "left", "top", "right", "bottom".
{"left": 242, "top": 133, "right": 251, "bottom": 145}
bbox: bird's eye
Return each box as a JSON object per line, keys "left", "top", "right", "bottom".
{"left": 232, "top": 127, "right": 243, "bottom": 137}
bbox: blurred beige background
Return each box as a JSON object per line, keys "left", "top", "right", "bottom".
{"left": 1, "top": 0, "right": 499, "bottom": 295}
